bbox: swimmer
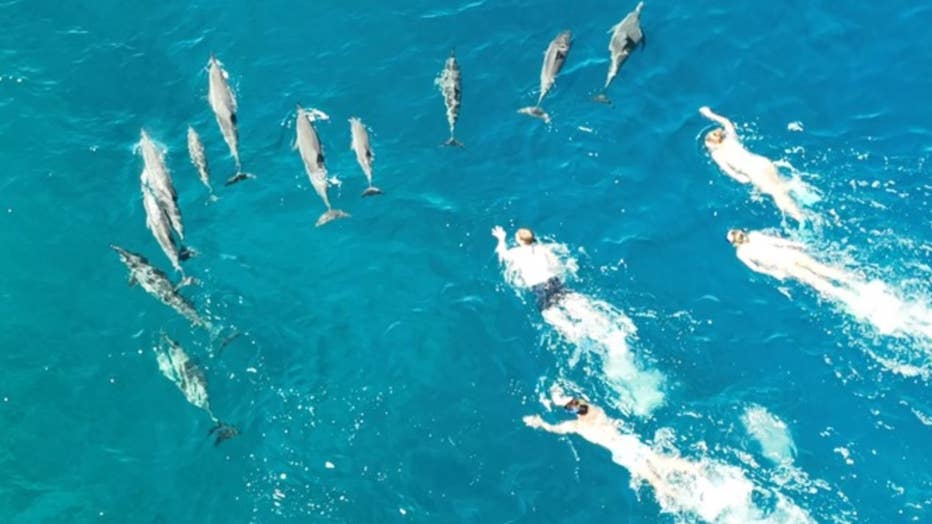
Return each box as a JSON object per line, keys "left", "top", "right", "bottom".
{"left": 700, "top": 106, "right": 805, "bottom": 223}
{"left": 492, "top": 225, "right": 568, "bottom": 310}
{"left": 727, "top": 229, "right": 854, "bottom": 298}
{"left": 522, "top": 388, "right": 675, "bottom": 489}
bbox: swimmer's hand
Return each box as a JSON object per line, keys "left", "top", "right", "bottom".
{"left": 491, "top": 225, "right": 506, "bottom": 242}
{"left": 523, "top": 415, "right": 545, "bottom": 429}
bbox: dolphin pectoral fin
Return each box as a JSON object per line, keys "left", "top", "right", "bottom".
{"left": 315, "top": 209, "right": 350, "bottom": 227}
{"left": 175, "top": 276, "right": 198, "bottom": 291}
{"left": 128, "top": 275, "right": 138, "bottom": 287}
{"left": 361, "top": 186, "right": 384, "bottom": 197}
{"left": 224, "top": 172, "right": 255, "bottom": 186}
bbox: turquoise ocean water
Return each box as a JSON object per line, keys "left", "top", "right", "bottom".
{"left": 2, "top": 1, "right": 931, "bottom": 522}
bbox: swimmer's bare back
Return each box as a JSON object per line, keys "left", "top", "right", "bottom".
{"left": 699, "top": 106, "right": 805, "bottom": 222}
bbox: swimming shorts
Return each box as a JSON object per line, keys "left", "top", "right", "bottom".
{"left": 531, "top": 277, "right": 566, "bottom": 311}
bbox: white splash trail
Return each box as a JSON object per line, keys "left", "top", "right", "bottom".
{"left": 500, "top": 240, "right": 665, "bottom": 417}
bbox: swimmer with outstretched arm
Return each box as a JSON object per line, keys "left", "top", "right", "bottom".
{"left": 727, "top": 229, "right": 854, "bottom": 298}
{"left": 700, "top": 106, "right": 805, "bottom": 223}
{"left": 492, "top": 225, "right": 568, "bottom": 310}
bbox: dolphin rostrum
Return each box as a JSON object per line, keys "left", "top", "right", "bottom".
{"left": 138, "top": 130, "right": 184, "bottom": 240}
{"left": 154, "top": 334, "right": 238, "bottom": 446}
{"left": 207, "top": 54, "right": 253, "bottom": 186}
{"left": 434, "top": 50, "right": 463, "bottom": 146}
{"left": 295, "top": 105, "right": 349, "bottom": 227}
{"left": 349, "top": 117, "right": 382, "bottom": 197}
{"left": 594, "top": 2, "right": 645, "bottom": 104}
{"left": 519, "top": 30, "right": 572, "bottom": 124}
{"left": 186, "top": 126, "right": 216, "bottom": 200}
{"left": 111, "top": 244, "right": 207, "bottom": 329}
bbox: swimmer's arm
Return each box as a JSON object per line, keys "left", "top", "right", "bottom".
{"left": 699, "top": 106, "right": 738, "bottom": 137}
{"left": 492, "top": 226, "right": 509, "bottom": 263}
{"left": 523, "top": 415, "right": 576, "bottom": 435}
{"left": 737, "top": 250, "right": 787, "bottom": 280}
{"left": 718, "top": 162, "right": 751, "bottom": 184}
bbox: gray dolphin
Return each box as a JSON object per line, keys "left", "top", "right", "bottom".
{"left": 154, "top": 334, "right": 238, "bottom": 446}
{"left": 141, "top": 181, "right": 183, "bottom": 273}
{"left": 138, "top": 130, "right": 184, "bottom": 240}
{"left": 434, "top": 50, "right": 463, "bottom": 146}
{"left": 186, "top": 126, "right": 215, "bottom": 200}
{"left": 595, "top": 2, "right": 645, "bottom": 104}
{"left": 349, "top": 117, "right": 382, "bottom": 197}
{"left": 294, "top": 105, "right": 349, "bottom": 226}
{"left": 207, "top": 55, "right": 252, "bottom": 186}
{"left": 111, "top": 244, "right": 207, "bottom": 329}
{"left": 519, "top": 30, "right": 572, "bottom": 123}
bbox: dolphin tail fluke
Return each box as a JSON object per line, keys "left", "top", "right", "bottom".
{"left": 207, "top": 420, "right": 239, "bottom": 447}
{"left": 225, "top": 172, "right": 255, "bottom": 186}
{"left": 179, "top": 246, "right": 198, "bottom": 261}
{"left": 444, "top": 136, "right": 464, "bottom": 147}
{"left": 206, "top": 193, "right": 220, "bottom": 205}
{"left": 518, "top": 106, "right": 552, "bottom": 124}
{"left": 315, "top": 209, "right": 350, "bottom": 227}
{"left": 362, "top": 186, "right": 384, "bottom": 197}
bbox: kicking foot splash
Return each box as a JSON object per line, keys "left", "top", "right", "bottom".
{"left": 492, "top": 225, "right": 664, "bottom": 416}
{"left": 523, "top": 386, "right": 815, "bottom": 524}
{"left": 728, "top": 229, "right": 932, "bottom": 375}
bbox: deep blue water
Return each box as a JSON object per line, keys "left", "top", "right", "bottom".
{"left": 1, "top": 0, "right": 931, "bottom": 522}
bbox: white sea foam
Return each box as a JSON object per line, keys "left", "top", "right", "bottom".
{"left": 541, "top": 293, "right": 665, "bottom": 416}
{"left": 532, "top": 391, "right": 813, "bottom": 523}
{"left": 742, "top": 405, "right": 797, "bottom": 465}
{"left": 501, "top": 240, "right": 664, "bottom": 416}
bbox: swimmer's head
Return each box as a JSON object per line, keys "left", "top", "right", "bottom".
{"left": 516, "top": 228, "right": 536, "bottom": 246}
{"left": 705, "top": 128, "right": 725, "bottom": 148}
{"left": 727, "top": 229, "right": 749, "bottom": 246}
{"left": 564, "top": 398, "right": 589, "bottom": 416}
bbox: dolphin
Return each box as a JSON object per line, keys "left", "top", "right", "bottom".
{"left": 111, "top": 244, "right": 207, "bottom": 329}
{"left": 294, "top": 105, "right": 349, "bottom": 226}
{"left": 138, "top": 130, "right": 184, "bottom": 240}
{"left": 154, "top": 334, "right": 238, "bottom": 446}
{"left": 434, "top": 50, "right": 463, "bottom": 146}
{"left": 349, "top": 117, "right": 381, "bottom": 197}
{"left": 141, "top": 181, "right": 184, "bottom": 273}
{"left": 186, "top": 126, "right": 215, "bottom": 200}
{"left": 594, "top": 2, "right": 645, "bottom": 104}
{"left": 207, "top": 54, "right": 252, "bottom": 185}
{"left": 519, "top": 30, "right": 572, "bottom": 123}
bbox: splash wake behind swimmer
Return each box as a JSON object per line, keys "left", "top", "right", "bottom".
{"left": 523, "top": 386, "right": 814, "bottom": 523}
{"left": 492, "top": 226, "right": 664, "bottom": 417}
{"left": 728, "top": 229, "right": 932, "bottom": 373}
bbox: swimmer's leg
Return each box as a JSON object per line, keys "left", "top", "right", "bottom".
{"left": 771, "top": 190, "right": 806, "bottom": 223}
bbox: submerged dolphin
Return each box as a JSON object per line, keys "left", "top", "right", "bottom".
{"left": 186, "top": 126, "right": 215, "bottom": 199}
{"left": 138, "top": 130, "right": 184, "bottom": 239}
{"left": 295, "top": 105, "right": 349, "bottom": 226}
{"left": 154, "top": 334, "right": 238, "bottom": 446}
{"left": 141, "top": 181, "right": 185, "bottom": 273}
{"left": 595, "top": 2, "right": 645, "bottom": 104}
{"left": 349, "top": 117, "right": 382, "bottom": 196}
{"left": 207, "top": 54, "right": 252, "bottom": 186}
{"left": 434, "top": 50, "right": 463, "bottom": 146}
{"left": 519, "top": 30, "right": 572, "bottom": 123}
{"left": 111, "top": 244, "right": 207, "bottom": 329}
